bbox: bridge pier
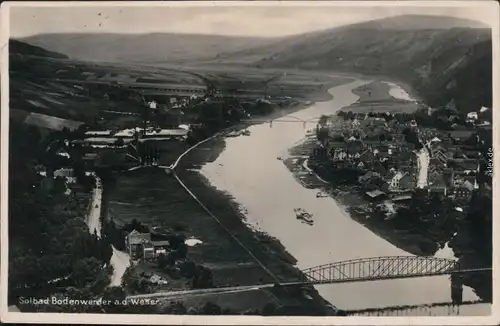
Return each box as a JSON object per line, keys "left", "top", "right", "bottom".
{"left": 450, "top": 274, "right": 463, "bottom": 305}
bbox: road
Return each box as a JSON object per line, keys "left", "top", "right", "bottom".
{"left": 127, "top": 282, "right": 304, "bottom": 301}
{"left": 416, "top": 147, "right": 430, "bottom": 188}
{"left": 86, "top": 177, "right": 102, "bottom": 237}
{"left": 85, "top": 176, "right": 131, "bottom": 286}
{"left": 110, "top": 247, "right": 131, "bottom": 287}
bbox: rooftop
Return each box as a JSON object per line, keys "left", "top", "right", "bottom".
{"left": 127, "top": 230, "right": 151, "bottom": 245}
{"left": 366, "top": 189, "right": 386, "bottom": 198}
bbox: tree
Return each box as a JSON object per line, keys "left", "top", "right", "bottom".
{"left": 318, "top": 115, "right": 329, "bottom": 126}
{"left": 123, "top": 219, "right": 149, "bottom": 234}
{"left": 164, "top": 301, "right": 187, "bottom": 314}
{"left": 262, "top": 302, "right": 278, "bottom": 316}
{"left": 192, "top": 266, "right": 214, "bottom": 289}
{"left": 200, "top": 302, "right": 222, "bottom": 315}
{"left": 316, "top": 127, "right": 330, "bottom": 144}
{"left": 102, "top": 286, "right": 127, "bottom": 313}
{"left": 71, "top": 257, "right": 103, "bottom": 287}
{"left": 157, "top": 253, "right": 168, "bottom": 269}
{"left": 176, "top": 242, "right": 188, "bottom": 259}
{"left": 179, "top": 260, "right": 197, "bottom": 277}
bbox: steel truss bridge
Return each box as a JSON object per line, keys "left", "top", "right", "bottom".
{"left": 300, "top": 256, "right": 490, "bottom": 285}
{"left": 127, "top": 256, "right": 491, "bottom": 300}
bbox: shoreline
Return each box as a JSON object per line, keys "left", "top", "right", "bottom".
{"left": 282, "top": 140, "right": 437, "bottom": 257}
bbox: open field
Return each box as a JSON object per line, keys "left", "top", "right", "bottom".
{"left": 106, "top": 137, "right": 302, "bottom": 289}
{"left": 11, "top": 50, "right": 353, "bottom": 132}
{"left": 173, "top": 64, "right": 353, "bottom": 101}
{"left": 23, "top": 112, "right": 84, "bottom": 131}
{"left": 105, "top": 133, "right": 337, "bottom": 313}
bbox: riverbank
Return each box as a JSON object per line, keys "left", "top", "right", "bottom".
{"left": 288, "top": 135, "right": 438, "bottom": 249}
{"left": 283, "top": 136, "right": 438, "bottom": 257}
{"left": 339, "top": 80, "right": 419, "bottom": 114}
{"left": 173, "top": 135, "right": 339, "bottom": 314}
{"left": 104, "top": 129, "right": 337, "bottom": 314}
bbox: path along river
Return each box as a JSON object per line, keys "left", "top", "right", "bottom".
{"left": 199, "top": 79, "right": 490, "bottom": 315}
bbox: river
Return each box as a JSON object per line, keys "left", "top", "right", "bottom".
{"left": 199, "top": 79, "right": 489, "bottom": 314}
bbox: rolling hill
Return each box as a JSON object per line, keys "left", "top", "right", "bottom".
{"left": 18, "top": 33, "right": 279, "bottom": 63}
{"left": 214, "top": 15, "right": 492, "bottom": 111}
{"left": 9, "top": 39, "right": 69, "bottom": 59}
{"left": 14, "top": 15, "right": 493, "bottom": 111}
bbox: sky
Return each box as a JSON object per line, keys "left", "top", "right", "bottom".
{"left": 7, "top": 2, "right": 498, "bottom": 38}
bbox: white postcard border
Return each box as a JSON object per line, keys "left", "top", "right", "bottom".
{"left": 1, "top": 1, "right": 499, "bottom": 325}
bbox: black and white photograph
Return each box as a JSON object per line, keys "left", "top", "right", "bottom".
{"left": 1, "top": 1, "right": 498, "bottom": 324}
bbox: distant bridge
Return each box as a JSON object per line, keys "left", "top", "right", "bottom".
{"left": 240, "top": 115, "right": 323, "bottom": 128}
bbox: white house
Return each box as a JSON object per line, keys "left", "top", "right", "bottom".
{"left": 148, "top": 100, "right": 158, "bottom": 109}
{"left": 466, "top": 112, "right": 478, "bottom": 122}
{"left": 389, "top": 171, "right": 406, "bottom": 192}
{"left": 54, "top": 168, "right": 77, "bottom": 184}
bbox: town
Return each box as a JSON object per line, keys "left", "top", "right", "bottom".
{"left": 301, "top": 97, "right": 493, "bottom": 301}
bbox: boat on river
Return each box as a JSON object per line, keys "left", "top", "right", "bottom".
{"left": 316, "top": 191, "right": 328, "bottom": 198}
{"left": 294, "top": 208, "right": 314, "bottom": 225}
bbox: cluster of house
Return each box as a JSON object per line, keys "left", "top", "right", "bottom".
{"left": 424, "top": 129, "right": 481, "bottom": 203}
{"left": 321, "top": 117, "right": 418, "bottom": 198}
{"left": 465, "top": 107, "right": 491, "bottom": 127}
{"left": 81, "top": 126, "right": 189, "bottom": 147}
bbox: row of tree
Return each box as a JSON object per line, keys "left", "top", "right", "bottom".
{"left": 9, "top": 122, "right": 114, "bottom": 307}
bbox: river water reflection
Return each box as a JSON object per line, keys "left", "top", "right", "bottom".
{"left": 199, "top": 79, "right": 488, "bottom": 314}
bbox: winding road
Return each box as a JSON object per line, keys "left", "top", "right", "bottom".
{"left": 85, "top": 176, "right": 131, "bottom": 287}
{"left": 417, "top": 147, "right": 430, "bottom": 188}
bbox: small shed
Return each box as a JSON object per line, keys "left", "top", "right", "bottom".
{"left": 365, "top": 190, "right": 387, "bottom": 201}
